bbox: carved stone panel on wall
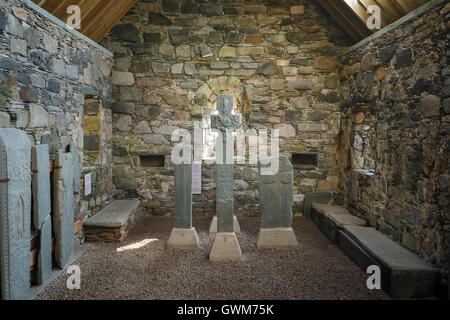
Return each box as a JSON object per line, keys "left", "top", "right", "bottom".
{"left": 53, "top": 151, "right": 74, "bottom": 269}
{"left": 0, "top": 128, "right": 32, "bottom": 300}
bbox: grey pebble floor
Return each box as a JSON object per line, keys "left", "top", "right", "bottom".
{"left": 37, "top": 215, "right": 390, "bottom": 300}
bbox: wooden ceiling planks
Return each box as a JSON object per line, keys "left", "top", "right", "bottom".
{"left": 90, "top": 0, "right": 137, "bottom": 42}
{"left": 30, "top": 0, "right": 430, "bottom": 44}
{"left": 318, "top": 0, "right": 372, "bottom": 41}
{"left": 31, "top": 0, "right": 137, "bottom": 42}
{"left": 318, "top": 0, "right": 432, "bottom": 42}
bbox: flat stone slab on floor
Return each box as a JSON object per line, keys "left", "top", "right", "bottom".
{"left": 342, "top": 225, "right": 440, "bottom": 299}
{"left": 84, "top": 199, "right": 140, "bottom": 228}
{"left": 343, "top": 226, "right": 438, "bottom": 272}
{"left": 312, "top": 203, "right": 351, "bottom": 216}
{"left": 84, "top": 199, "right": 140, "bottom": 242}
{"left": 311, "top": 203, "right": 365, "bottom": 244}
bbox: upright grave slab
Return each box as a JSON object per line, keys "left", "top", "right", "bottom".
{"left": 257, "top": 155, "right": 299, "bottom": 248}
{"left": 70, "top": 141, "right": 81, "bottom": 193}
{"left": 53, "top": 151, "right": 74, "bottom": 268}
{"left": 209, "top": 95, "right": 242, "bottom": 261}
{"left": 0, "top": 129, "right": 31, "bottom": 300}
{"left": 168, "top": 146, "right": 200, "bottom": 249}
{"left": 31, "top": 144, "right": 52, "bottom": 285}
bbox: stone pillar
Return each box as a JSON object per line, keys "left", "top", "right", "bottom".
{"left": 209, "top": 94, "right": 242, "bottom": 261}
{"left": 53, "top": 151, "right": 74, "bottom": 268}
{"left": 0, "top": 129, "right": 31, "bottom": 300}
{"left": 32, "top": 144, "right": 52, "bottom": 285}
{"left": 257, "top": 155, "right": 299, "bottom": 248}
{"left": 167, "top": 146, "right": 200, "bottom": 249}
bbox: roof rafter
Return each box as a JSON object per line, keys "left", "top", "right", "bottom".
{"left": 318, "top": 0, "right": 431, "bottom": 42}
{"left": 31, "top": 0, "right": 138, "bottom": 42}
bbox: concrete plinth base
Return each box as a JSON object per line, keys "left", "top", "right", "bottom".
{"left": 167, "top": 228, "right": 200, "bottom": 249}
{"left": 256, "top": 228, "right": 299, "bottom": 249}
{"left": 209, "top": 216, "right": 241, "bottom": 236}
{"left": 209, "top": 232, "right": 242, "bottom": 261}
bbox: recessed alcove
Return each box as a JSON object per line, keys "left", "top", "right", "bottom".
{"left": 291, "top": 153, "right": 318, "bottom": 170}
{"left": 139, "top": 154, "right": 165, "bottom": 168}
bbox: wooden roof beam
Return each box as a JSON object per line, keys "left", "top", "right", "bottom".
{"left": 359, "top": 0, "right": 395, "bottom": 27}
{"left": 82, "top": 0, "right": 118, "bottom": 38}
{"left": 318, "top": 0, "right": 371, "bottom": 41}
{"left": 90, "top": 0, "right": 137, "bottom": 42}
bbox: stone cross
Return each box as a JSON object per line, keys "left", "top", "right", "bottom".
{"left": 211, "top": 95, "right": 240, "bottom": 233}
{"left": 257, "top": 154, "right": 298, "bottom": 248}
{"left": 32, "top": 144, "right": 52, "bottom": 285}
{"left": 0, "top": 128, "right": 31, "bottom": 300}
{"left": 209, "top": 95, "right": 242, "bottom": 261}
{"left": 168, "top": 146, "right": 200, "bottom": 249}
{"left": 53, "top": 151, "right": 74, "bottom": 268}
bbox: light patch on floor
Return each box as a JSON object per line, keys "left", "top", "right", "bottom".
{"left": 116, "top": 238, "right": 159, "bottom": 252}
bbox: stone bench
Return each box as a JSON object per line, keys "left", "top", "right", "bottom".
{"left": 311, "top": 203, "right": 365, "bottom": 244}
{"left": 303, "top": 192, "right": 333, "bottom": 218}
{"left": 84, "top": 199, "right": 140, "bottom": 242}
{"left": 340, "top": 226, "right": 440, "bottom": 299}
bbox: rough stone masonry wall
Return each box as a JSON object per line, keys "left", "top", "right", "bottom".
{"left": 339, "top": 0, "right": 449, "bottom": 275}
{"left": 101, "top": 0, "right": 352, "bottom": 217}
{"left": 0, "top": 0, "right": 114, "bottom": 238}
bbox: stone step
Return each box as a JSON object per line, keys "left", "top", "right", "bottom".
{"left": 311, "top": 202, "right": 365, "bottom": 244}
{"left": 341, "top": 226, "right": 439, "bottom": 299}
{"left": 84, "top": 199, "right": 140, "bottom": 242}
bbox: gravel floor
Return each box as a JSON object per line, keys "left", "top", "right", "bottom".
{"left": 37, "top": 215, "right": 390, "bottom": 300}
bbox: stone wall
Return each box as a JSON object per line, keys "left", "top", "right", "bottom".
{"left": 0, "top": 0, "right": 114, "bottom": 238}
{"left": 101, "top": 0, "right": 352, "bottom": 217}
{"left": 339, "top": 0, "right": 449, "bottom": 277}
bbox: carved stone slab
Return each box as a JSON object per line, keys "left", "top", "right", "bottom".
{"left": 53, "top": 151, "right": 74, "bottom": 269}
{"left": 0, "top": 128, "right": 31, "bottom": 300}
{"left": 216, "top": 164, "right": 234, "bottom": 232}
{"left": 175, "top": 162, "right": 193, "bottom": 229}
{"left": 71, "top": 141, "right": 81, "bottom": 193}
{"left": 31, "top": 144, "right": 52, "bottom": 285}
{"left": 38, "top": 216, "right": 52, "bottom": 285}
{"left": 32, "top": 144, "right": 51, "bottom": 229}
{"left": 259, "top": 155, "right": 294, "bottom": 229}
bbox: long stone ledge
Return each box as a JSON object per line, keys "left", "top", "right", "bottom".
{"left": 342, "top": 226, "right": 440, "bottom": 299}
{"left": 84, "top": 199, "right": 140, "bottom": 228}
{"left": 311, "top": 203, "right": 365, "bottom": 245}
